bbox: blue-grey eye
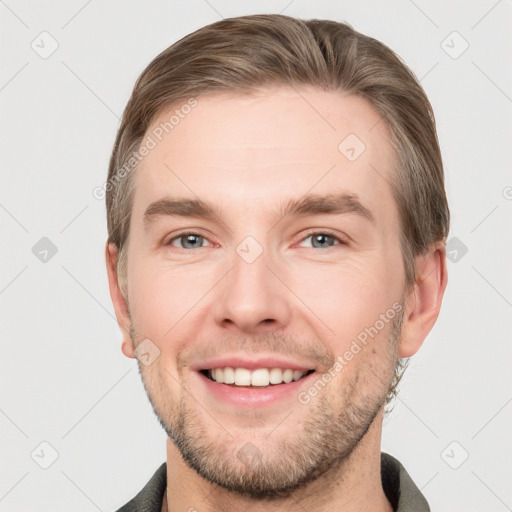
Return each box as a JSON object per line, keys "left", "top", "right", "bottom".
{"left": 312, "top": 234, "right": 336, "bottom": 248}
{"left": 170, "top": 234, "right": 207, "bottom": 249}
{"left": 303, "top": 233, "right": 340, "bottom": 248}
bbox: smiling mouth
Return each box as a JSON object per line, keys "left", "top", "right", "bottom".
{"left": 200, "top": 367, "right": 315, "bottom": 387}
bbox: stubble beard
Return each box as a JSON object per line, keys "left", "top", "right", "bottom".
{"left": 131, "top": 312, "right": 402, "bottom": 499}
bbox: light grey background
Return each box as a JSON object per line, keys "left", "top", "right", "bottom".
{"left": 1, "top": 1, "right": 511, "bottom": 511}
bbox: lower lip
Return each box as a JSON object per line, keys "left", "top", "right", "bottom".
{"left": 196, "top": 370, "right": 317, "bottom": 407}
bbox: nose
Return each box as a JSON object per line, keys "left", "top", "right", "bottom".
{"left": 212, "top": 242, "right": 292, "bottom": 334}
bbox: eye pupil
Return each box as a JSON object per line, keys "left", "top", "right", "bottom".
{"left": 312, "top": 234, "right": 335, "bottom": 248}
{"left": 183, "top": 234, "right": 202, "bottom": 248}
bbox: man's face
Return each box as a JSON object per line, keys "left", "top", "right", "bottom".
{"left": 122, "top": 86, "right": 407, "bottom": 497}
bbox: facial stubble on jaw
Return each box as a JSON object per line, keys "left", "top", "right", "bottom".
{"left": 128, "top": 310, "right": 403, "bottom": 499}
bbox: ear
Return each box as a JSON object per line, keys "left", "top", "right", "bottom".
{"left": 399, "top": 242, "right": 448, "bottom": 358}
{"left": 105, "top": 242, "right": 135, "bottom": 359}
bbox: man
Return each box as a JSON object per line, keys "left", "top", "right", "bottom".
{"left": 105, "top": 14, "right": 449, "bottom": 512}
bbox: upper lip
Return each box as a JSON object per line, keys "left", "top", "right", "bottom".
{"left": 191, "top": 354, "right": 317, "bottom": 372}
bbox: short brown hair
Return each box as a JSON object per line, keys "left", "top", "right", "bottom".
{"left": 106, "top": 13, "right": 450, "bottom": 297}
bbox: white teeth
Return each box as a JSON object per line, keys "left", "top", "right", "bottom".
{"left": 223, "top": 367, "right": 235, "bottom": 384}
{"left": 269, "top": 368, "right": 283, "bottom": 384}
{"left": 251, "top": 368, "right": 270, "bottom": 387}
{"left": 207, "top": 367, "right": 309, "bottom": 386}
{"left": 234, "top": 368, "right": 251, "bottom": 386}
{"left": 282, "top": 369, "right": 293, "bottom": 383}
{"left": 292, "top": 370, "right": 303, "bottom": 381}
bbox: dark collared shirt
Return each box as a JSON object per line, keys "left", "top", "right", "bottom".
{"left": 115, "top": 452, "right": 430, "bottom": 512}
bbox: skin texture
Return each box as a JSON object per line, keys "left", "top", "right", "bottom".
{"left": 106, "top": 86, "right": 447, "bottom": 512}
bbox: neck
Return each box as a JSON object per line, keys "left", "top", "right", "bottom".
{"left": 162, "top": 410, "right": 392, "bottom": 512}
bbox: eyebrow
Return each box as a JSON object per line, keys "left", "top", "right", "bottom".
{"left": 279, "top": 192, "right": 375, "bottom": 223}
{"left": 143, "top": 192, "right": 375, "bottom": 228}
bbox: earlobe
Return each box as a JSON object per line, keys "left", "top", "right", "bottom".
{"left": 121, "top": 338, "right": 135, "bottom": 359}
{"left": 399, "top": 242, "right": 448, "bottom": 358}
{"left": 105, "top": 243, "right": 135, "bottom": 359}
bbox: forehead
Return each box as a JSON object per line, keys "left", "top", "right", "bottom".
{"left": 132, "top": 86, "right": 398, "bottom": 228}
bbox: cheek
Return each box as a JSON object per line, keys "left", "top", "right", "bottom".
{"left": 127, "top": 256, "right": 215, "bottom": 341}
{"left": 127, "top": 262, "right": 204, "bottom": 395}
{"left": 288, "top": 256, "right": 399, "bottom": 344}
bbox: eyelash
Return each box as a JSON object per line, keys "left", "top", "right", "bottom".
{"left": 165, "top": 229, "right": 348, "bottom": 250}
